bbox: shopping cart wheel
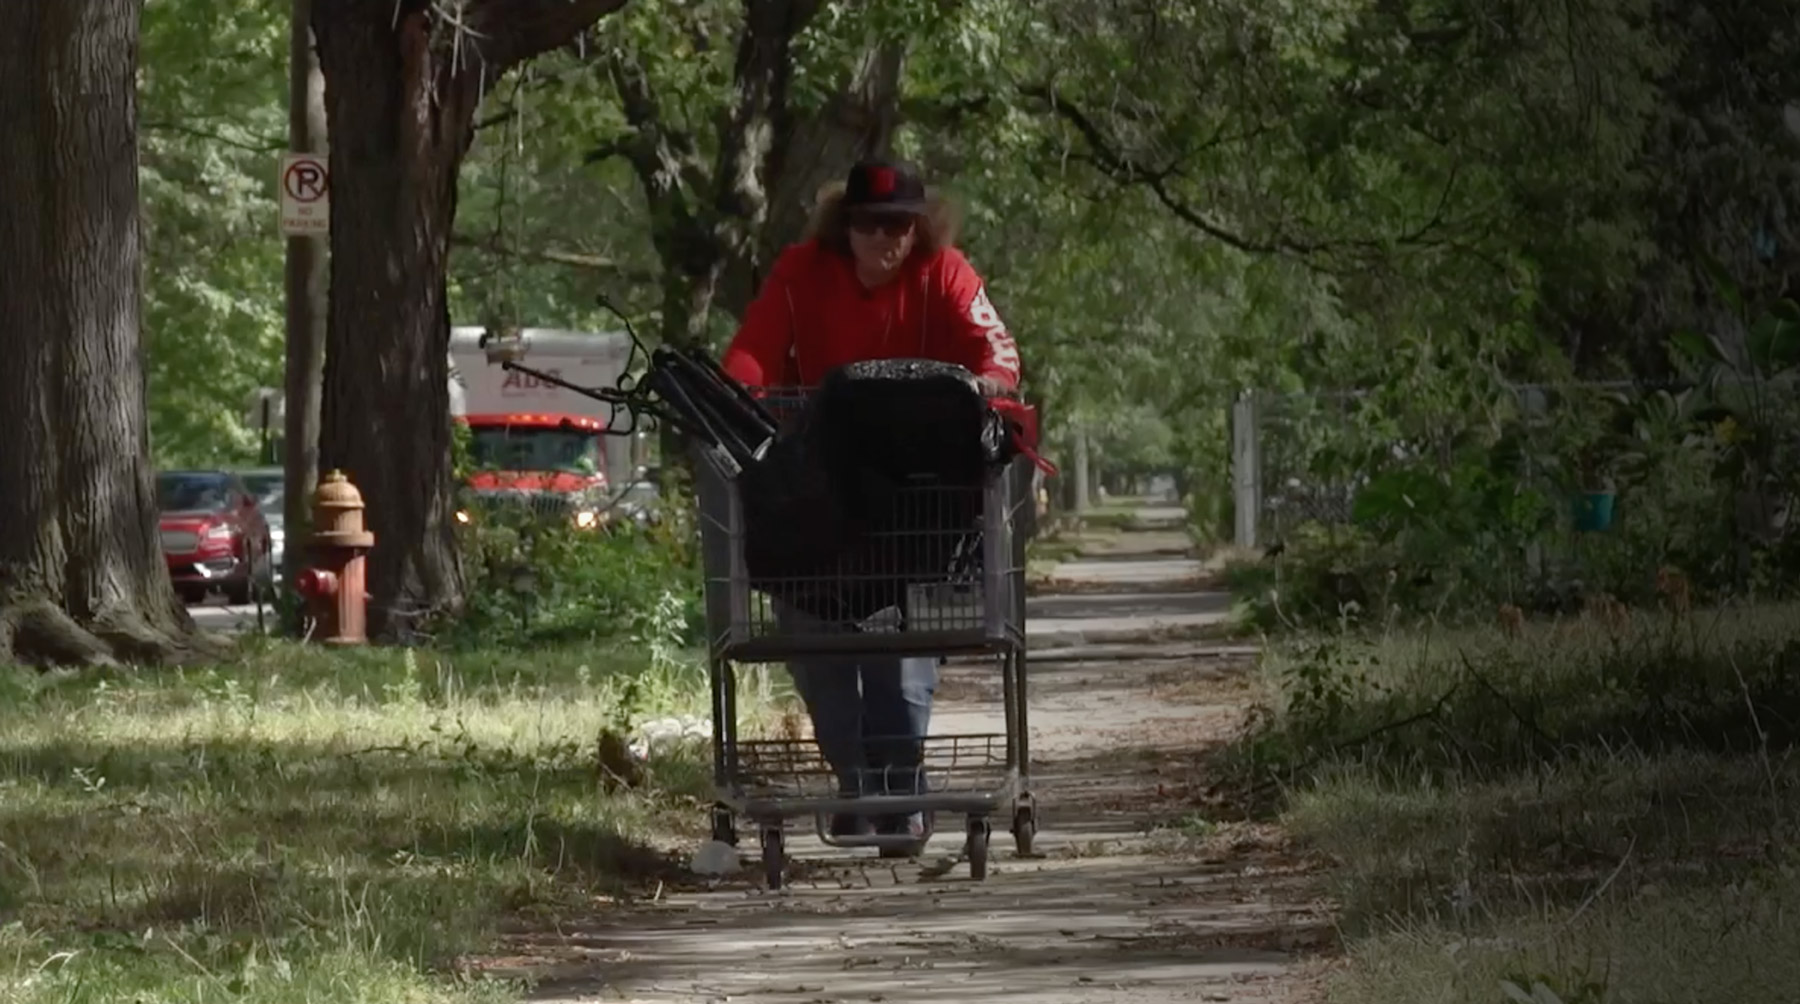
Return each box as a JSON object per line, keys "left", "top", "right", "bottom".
{"left": 965, "top": 816, "right": 991, "bottom": 881}
{"left": 760, "top": 826, "right": 786, "bottom": 890}
{"left": 1011, "top": 806, "right": 1036, "bottom": 857}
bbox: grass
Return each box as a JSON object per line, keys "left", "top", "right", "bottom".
{"left": 1024, "top": 536, "right": 1083, "bottom": 585}
{"left": 0, "top": 638, "right": 782, "bottom": 1003}
{"left": 1027, "top": 537, "right": 1085, "bottom": 564}
{"left": 1222, "top": 602, "right": 1800, "bottom": 1004}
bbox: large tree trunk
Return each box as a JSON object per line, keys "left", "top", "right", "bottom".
{"left": 313, "top": 5, "right": 474, "bottom": 641}
{"left": 311, "top": 0, "right": 628, "bottom": 642}
{"left": 0, "top": 0, "right": 209, "bottom": 667}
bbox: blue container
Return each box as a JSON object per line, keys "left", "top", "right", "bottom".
{"left": 1573, "top": 491, "right": 1615, "bottom": 532}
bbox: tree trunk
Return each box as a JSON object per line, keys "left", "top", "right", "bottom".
{"left": 1071, "top": 426, "right": 1092, "bottom": 513}
{"left": 0, "top": 0, "right": 211, "bottom": 667}
{"left": 745, "top": 40, "right": 905, "bottom": 306}
{"left": 312, "top": 0, "right": 627, "bottom": 641}
{"left": 313, "top": 4, "right": 473, "bottom": 641}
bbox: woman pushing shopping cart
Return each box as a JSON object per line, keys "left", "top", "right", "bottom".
{"left": 697, "top": 158, "right": 1048, "bottom": 888}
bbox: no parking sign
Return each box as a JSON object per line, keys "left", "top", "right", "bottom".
{"left": 279, "top": 152, "right": 329, "bottom": 235}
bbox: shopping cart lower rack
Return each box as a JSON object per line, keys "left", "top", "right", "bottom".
{"left": 729, "top": 732, "right": 1024, "bottom": 882}
{"left": 697, "top": 446, "right": 1039, "bottom": 890}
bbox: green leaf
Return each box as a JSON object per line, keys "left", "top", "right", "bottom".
{"left": 1669, "top": 328, "right": 1725, "bottom": 365}
{"left": 1746, "top": 305, "right": 1800, "bottom": 375}
{"left": 1749, "top": 302, "right": 1800, "bottom": 377}
{"left": 1698, "top": 252, "right": 1743, "bottom": 315}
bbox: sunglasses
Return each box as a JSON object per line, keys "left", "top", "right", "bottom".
{"left": 849, "top": 214, "right": 917, "bottom": 237}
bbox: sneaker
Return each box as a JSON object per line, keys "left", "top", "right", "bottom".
{"left": 876, "top": 812, "right": 927, "bottom": 858}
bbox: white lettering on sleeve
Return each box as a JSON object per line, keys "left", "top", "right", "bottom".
{"left": 967, "top": 285, "right": 1020, "bottom": 376}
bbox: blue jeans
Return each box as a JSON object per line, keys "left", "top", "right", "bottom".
{"left": 775, "top": 602, "right": 938, "bottom": 798}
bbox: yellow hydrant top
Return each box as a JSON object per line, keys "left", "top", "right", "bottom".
{"left": 315, "top": 469, "right": 361, "bottom": 505}
{"left": 311, "top": 470, "right": 374, "bottom": 545}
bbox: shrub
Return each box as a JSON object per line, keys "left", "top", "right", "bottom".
{"left": 446, "top": 497, "right": 701, "bottom": 651}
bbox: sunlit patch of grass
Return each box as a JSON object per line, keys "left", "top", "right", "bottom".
{"left": 0, "top": 640, "right": 772, "bottom": 1003}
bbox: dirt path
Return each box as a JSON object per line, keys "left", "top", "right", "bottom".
{"left": 507, "top": 503, "right": 1332, "bottom": 1003}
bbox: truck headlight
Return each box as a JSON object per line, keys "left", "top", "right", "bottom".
{"left": 454, "top": 509, "right": 472, "bottom": 525}
{"left": 573, "top": 509, "right": 600, "bottom": 530}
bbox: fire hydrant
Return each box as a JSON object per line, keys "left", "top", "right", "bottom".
{"left": 294, "top": 470, "right": 375, "bottom": 645}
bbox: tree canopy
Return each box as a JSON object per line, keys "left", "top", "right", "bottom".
{"left": 125, "top": 0, "right": 1797, "bottom": 595}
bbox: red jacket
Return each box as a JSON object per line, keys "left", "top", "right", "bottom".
{"left": 721, "top": 241, "right": 1021, "bottom": 390}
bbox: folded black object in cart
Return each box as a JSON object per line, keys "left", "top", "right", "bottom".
{"left": 735, "top": 359, "right": 1018, "bottom": 626}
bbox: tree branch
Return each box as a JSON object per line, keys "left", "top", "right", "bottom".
{"left": 596, "top": 1, "right": 834, "bottom": 303}
{"left": 583, "top": 138, "right": 631, "bottom": 166}
{"left": 451, "top": 232, "right": 655, "bottom": 280}
{"left": 474, "top": 106, "right": 518, "bottom": 132}
{"left": 1022, "top": 83, "right": 1477, "bottom": 271}
{"left": 751, "top": 36, "right": 904, "bottom": 279}
{"left": 473, "top": 0, "right": 633, "bottom": 77}
{"left": 1021, "top": 83, "right": 1318, "bottom": 257}
{"left": 711, "top": 0, "right": 826, "bottom": 243}
{"left": 141, "top": 120, "right": 286, "bottom": 154}
{"left": 1247, "top": 684, "right": 1464, "bottom": 797}
{"left": 603, "top": 52, "right": 712, "bottom": 198}
{"left": 897, "top": 94, "right": 994, "bottom": 130}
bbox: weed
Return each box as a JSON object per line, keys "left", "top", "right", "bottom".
{"left": 1276, "top": 637, "right": 1390, "bottom": 740}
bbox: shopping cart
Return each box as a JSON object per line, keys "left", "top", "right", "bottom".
{"left": 694, "top": 392, "right": 1040, "bottom": 889}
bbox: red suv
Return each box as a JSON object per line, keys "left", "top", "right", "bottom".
{"left": 156, "top": 470, "right": 275, "bottom": 605}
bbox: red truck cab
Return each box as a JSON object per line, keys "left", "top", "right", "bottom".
{"left": 455, "top": 412, "right": 610, "bottom": 528}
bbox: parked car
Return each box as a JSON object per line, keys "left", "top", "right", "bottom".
{"left": 235, "top": 466, "right": 286, "bottom": 581}
{"left": 156, "top": 469, "right": 274, "bottom": 605}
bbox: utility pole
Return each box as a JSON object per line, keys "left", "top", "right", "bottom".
{"left": 283, "top": 0, "right": 328, "bottom": 592}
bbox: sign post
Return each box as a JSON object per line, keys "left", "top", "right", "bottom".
{"left": 245, "top": 387, "right": 285, "bottom": 465}
{"left": 279, "top": 152, "right": 330, "bottom": 235}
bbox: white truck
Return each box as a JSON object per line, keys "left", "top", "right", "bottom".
{"left": 448, "top": 326, "right": 648, "bottom": 526}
